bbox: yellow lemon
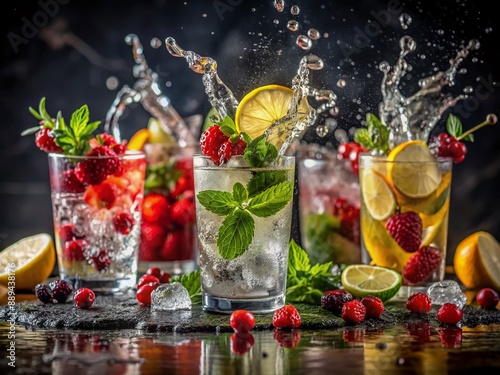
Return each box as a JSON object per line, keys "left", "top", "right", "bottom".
{"left": 0, "top": 233, "right": 56, "bottom": 290}
{"left": 235, "top": 84, "right": 309, "bottom": 149}
{"left": 360, "top": 168, "right": 396, "bottom": 221}
{"left": 128, "top": 128, "right": 151, "bottom": 150}
{"left": 387, "top": 140, "right": 441, "bottom": 199}
{"left": 454, "top": 231, "right": 500, "bottom": 290}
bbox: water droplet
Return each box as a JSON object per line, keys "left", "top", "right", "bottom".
{"left": 202, "top": 13, "right": 207, "bottom": 18}
{"left": 399, "top": 13, "right": 412, "bottom": 29}
{"left": 459, "top": 68, "right": 467, "bottom": 74}
{"left": 472, "top": 57, "right": 478, "bottom": 63}
{"left": 399, "top": 36, "right": 416, "bottom": 55}
{"left": 287, "top": 20, "right": 299, "bottom": 31}
{"left": 316, "top": 124, "right": 328, "bottom": 137}
{"left": 485, "top": 27, "right": 493, "bottom": 34}
{"left": 290, "top": 5, "right": 300, "bottom": 15}
{"left": 463, "top": 86, "right": 473, "bottom": 94}
{"left": 274, "top": 0, "right": 285, "bottom": 12}
{"left": 323, "top": 32, "right": 329, "bottom": 38}
{"left": 336, "top": 79, "right": 346, "bottom": 88}
{"left": 106, "top": 76, "right": 119, "bottom": 90}
{"left": 379, "top": 61, "right": 391, "bottom": 73}
{"left": 150, "top": 37, "right": 162, "bottom": 49}
{"left": 307, "top": 28, "right": 321, "bottom": 40}
{"left": 274, "top": 19, "right": 280, "bottom": 25}
{"left": 251, "top": 7, "right": 256, "bottom": 12}
{"left": 467, "top": 39, "right": 480, "bottom": 50}
{"left": 329, "top": 107, "right": 339, "bottom": 116}
{"left": 296, "top": 35, "right": 312, "bottom": 50}
{"left": 325, "top": 117, "right": 338, "bottom": 129}
{"left": 334, "top": 129, "right": 348, "bottom": 143}
{"left": 437, "top": 29, "right": 445, "bottom": 35}
{"left": 305, "top": 54, "right": 324, "bottom": 70}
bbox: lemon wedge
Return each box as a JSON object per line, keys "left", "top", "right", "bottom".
{"left": 0, "top": 233, "right": 56, "bottom": 290}
{"left": 235, "top": 84, "right": 309, "bottom": 149}
{"left": 128, "top": 128, "right": 151, "bottom": 150}
{"left": 360, "top": 168, "right": 396, "bottom": 221}
{"left": 387, "top": 140, "right": 441, "bottom": 198}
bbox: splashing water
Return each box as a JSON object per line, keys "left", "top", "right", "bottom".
{"left": 274, "top": 0, "right": 285, "bottom": 13}
{"left": 104, "top": 34, "right": 197, "bottom": 147}
{"left": 378, "top": 36, "right": 480, "bottom": 148}
{"left": 165, "top": 38, "right": 337, "bottom": 157}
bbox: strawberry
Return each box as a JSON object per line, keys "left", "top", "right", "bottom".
{"left": 112, "top": 212, "right": 135, "bottom": 234}
{"left": 361, "top": 296, "right": 384, "bottom": 319}
{"left": 402, "top": 246, "right": 442, "bottom": 285}
{"left": 169, "top": 176, "right": 191, "bottom": 198}
{"left": 63, "top": 239, "right": 88, "bottom": 261}
{"left": 200, "top": 125, "right": 229, "bottom": 164}
{"left": 341, "top": 300, "right": 366, "bottom": 323}
{"left": 139, "top": 222, "right": 166, "bottom": 261}
{"left": 160, "top": 230, "right": 189, "bottom": 261}
{"left": 385, "top": 211, "right": 422, "bottom": 253}
{"left": 230, "top": 310, "right": 256, "bottom": 333}
{"left": 84, "top": 180, "right": 119, "bottom": 209}
{"left": 272, "top": 305, "right": 301, "bottom": 329}
{"left": 35, "top": 127, "right": 62, "bottom": 153}
{"left": 321, "top": 290, "right": 353, "bottom": 315}
{"left": 75, "top": 146, "right": 123, "bottom": 186}
{"left": 405, "top": 292, "right": 432, "bottom": 313}
{"left": 437, "top": 303, "right": 463, "bottom": 325}
{"left": 142, "top": 193, "right": 171, "bottom": 228}
{"left": 170, "top": 198, "right": 196, "bottom": 226}
{"left": 61, "top": 169, "right": 86, "bottom": 193}
{"left": 218, "top": 138, "right": 247, "bottom": 164}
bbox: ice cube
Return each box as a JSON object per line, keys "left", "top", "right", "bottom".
{"left": 427, "top": 280, "right": 467, "bottom": 309}
{"left": 151, "top": 282, "right": 192, "bottom": 311}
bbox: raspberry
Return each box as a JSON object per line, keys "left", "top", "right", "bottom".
{"left": 137, "top": 274, "right": 160, "bottom": 289}
{"left": 91, "top": 249, "right": 111, "bottom": 271}
{"left": 341, "top": 300, "right": 366, "bottom": 323}
{"left": 406, "top": 292, "right": 432, "bottom": 313}
{"left": 35, "top": 127, "right": 62, "bottom": 153}
{"left": 230, "top": 332, "right": 255, "bottom": 354}
{"left": 218, "top": 138, "right": 247, "bottom": 164}
{"left": 73, "top": 288, "right": 96, "bottom": 309}
{"left": 475, "top": 288, "right": 500, "bottom": 309}
{"left": 61, "top": 169, "right": 86, "bottom": 193}
{"left": 170, "top": 198, "right": 196, "bottom": 226}
{"left": 230, "top": 310, "right": 256, "bottom": 333}
{"left": 361, "top": 296, "right": 384, "bottom": 319}
{"left": 136, "top": 282, "right": 160, "bottom": 306}
{"left": 272, "top": 305, "right": 301, "bottom": 329}
{"left": 437, "top": 303, "right": 463, "bottom": 325}
{"left": 385, "top": 211, "right": 422, "bottom": 253}
{"left": 49, "top": 279, "right": 74, "bottom": 303}
{"left": 402, "top": 246, "right": 442, "bottom": 285}
{"left": 75, "top": 146, "right": 123, "bottom": 185}
{"left": 142, "top": 193, "right": 171, "bottom": 228}
{"left": 438, "top": 327, "right": 462, "bottom": 348}
{"left": 35, "top": 284, "right": 54, "bottom": 304}
{"left": 272, "top": 329, "right": 301, "bottom": 348}
{"left": 112, "top": 212, "right": 135, "bottom": 234}
{"left": 139, "top": 222, "right": 166, "bottom": 261}
{"left": 200, "top": 125, "right": 229, "bottom": 164}
{"left": 63, "top": 239, "right": 88, "bottom": 262}
{"left": 321, "top": 290, "right": 353, "bottom": 315}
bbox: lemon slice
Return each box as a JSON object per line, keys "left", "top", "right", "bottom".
{"left": 387, "top": 140, "right": 441, "bottom": 198}
{"left": 341, "top": 264, "right": 402, "bottom": 302}
{"left": 0, "top": 233, "right": 56, "bottom": 290}
{"left": 235, "top": 84, "right": 309, "bottom": 149}
{"left": 128, "top": 128, "right": 150, "bottom": 150}
{"left": 360, "top": 168, "right": 396, "bottom": 221}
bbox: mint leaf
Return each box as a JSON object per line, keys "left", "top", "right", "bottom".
{"left": 217, "top": 209, "right": 254, "bottom": 259}
{"left": 70, "top": 105, "right": 90, "bottom": 137}
{"left": 29, "top": 107, "right": 43, "bottom": 121}
{"left": 366, "top": 113, "right": 389, "bottom": 152}
{"left": 170, "top": 269, "right": 202, "bottom": 304}
{"left": 247, "top": 181, "right": 293, "bottom": 217}
{"left": 354, "top": 128, "right": 372, "bottom": 149}
{"left": 232, "top": 183, "right": 248, "bottom": 203}
{"left": 244, "top": 135, "right": 278, "bottom": 167}
{"left": 197, "top": 190, "right": 238, "bottom": 216}
{"left": 462, "top": 133, "right": 474, "bottom": 142}
{"left": 446, "top": 113, "right": 462, "bottom": 138}
{"left": 288, "top": 239, "right": 312, "bottom": 275}
{"left": 219, "top": 115, "right": 237, "bottom": 136}
{"left": 247, "top": 170, "right": 287, "bottom": 197}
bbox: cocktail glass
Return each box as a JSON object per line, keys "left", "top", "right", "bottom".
{"left": 359, "top": 154, "right": 452, "bottom": 298}
{"left": 48, "top": 151, "right": 146, "bottom": 293}
{"left": 297, "top": 148, "right": 361, "bottom": 266}
{"left": 138, "top": 143, "right": 198, "bottom": 275}
{"left": 193, "top": 155, "right": 295, "bottom": 313}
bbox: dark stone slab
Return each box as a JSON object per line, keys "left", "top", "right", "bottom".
{"left": 2, "top": 295, "right": 500, "bottom": 333}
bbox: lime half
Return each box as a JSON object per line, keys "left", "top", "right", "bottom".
{"left": 341, "top": 264, "right": 402, "bottom": 302}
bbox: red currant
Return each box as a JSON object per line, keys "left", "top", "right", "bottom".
{"left": 476, "top": 288, "right": 500, "bottom": 309}
{"left": 146, "top": 267, "right": 163, "bottom": 279}
{"left": 137, "top": 274, "right": 160, "bottom": 289}
{"left": 136, "top": 282, "right": 160, "bottom": 306}
{"left": 73, "top": 287, "right": 96, "bottom": 309}
{"left": 230, "top": 310, "right": 256, "bottom": 333}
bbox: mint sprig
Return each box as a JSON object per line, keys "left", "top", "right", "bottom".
{"left": 197, "top": 179, "right": 293, "bottom": 260}
{"left": 354, "top": 113, "right": 390, "bottom": 153}
{"left": 244, "top": 135, "right": 278, "bottom": 167}
{"left": 446, "top": 113, "right": 474, "bottom": 142}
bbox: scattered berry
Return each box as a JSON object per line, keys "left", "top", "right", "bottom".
{"left": 142, "top": 193, "right": 171, "bottom": 228}
{"left": 402, "top": 246, "right": 442, "bottom": 285}
{"left": 385, "top": 211, "right": 422, "bottom": 253}
{"left": 35, "top": 127, "right": 62, "bottom": 153}
{"left": 137, "top": 274, "right": 160, "bottom": 289}
{"left": 361, "top": 296, "right": 385, "bottom": 319}
{"left": 230, "top": 332, "right": 255, "bottom": 354}
{"left": 112, "top": 212, "right": 136, "bottom": 234}
{"left": 35, "top": 284, "right": 54, "bottom": 304}
{"left": 438, "top": 326, "right": 462, "bottom": 348}
{"left": 437, "top": 303, "right": 463, "bottom": 325}
{"left": 136, "top": 281, "right": 160, "bottom": 306}
{"left": 475, "top": 288, "right": 500, "bottom": 309}
{"left": 405, "top": 292, "right": 432, "bottom": 314}
{"left": 230, "top": 310, "right": 256, "bottom": 333}
{"left": 341, "top": 300, "right": 366, "bottom": 323}
{"left": 200, "top": 125, "right": 229, "bottom": 164}
{"left": 73, "top": 288, "right": 96, "bottom": 309}
{"left": 63, "top": 239, "right": 88, "bottom": 262}
{"left": 272, "top": 305, "right": 301, "bottom": 329}
{"left": 49, "top": 279, "right": 74, "bottom": 303}
{"left": 321, "top": 290, "right": 354, "bottom": 315}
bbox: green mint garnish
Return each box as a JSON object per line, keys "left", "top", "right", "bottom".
{"left": 354, "top": 113, "right": 390, "bottom": 153}
{"left": 244, "top": 135, "right": 278, "bottom": 167}
{"left": 446, "top": 113, "right": 474, "bottom": 142}
{"left": 170, "top": 269, "right": 202, "bottom": 304}
{"left": 197, "top": 179, "right": 293, "bottom": 260}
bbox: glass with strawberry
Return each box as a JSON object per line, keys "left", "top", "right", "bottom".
{"left": 24, "top": 98, "right": 146, "bottom": 293}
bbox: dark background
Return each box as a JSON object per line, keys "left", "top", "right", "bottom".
{"left": 1, "top": 0, "right": 499, "bottom": 264}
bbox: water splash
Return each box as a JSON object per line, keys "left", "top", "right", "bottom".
{"left": 274, "top": 0, "right": 285, "bottom": 12}
{"left": 378, "top": 36, "right": 480, "bottom": 147}
{"left": 104, "top": 34, "right": 197, "bottom": 147}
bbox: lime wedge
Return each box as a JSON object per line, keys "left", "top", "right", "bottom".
{"left": 341, "top": 264, "right": 402, "bottom": 302}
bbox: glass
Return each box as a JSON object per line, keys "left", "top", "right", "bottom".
{"left": 359, "top": 154, "right": 452, "bottom": 297}
{"left": 48, "top": 151, "right": 146, "bottom": 294}
{"left": 138, "top": 144, "right": 198, "bottom": 276}
{"left": 298, "top": 155, "right": 361, "bottom": 265}
{"left": 193, "top": 155, "right": 295, "bottom": 314}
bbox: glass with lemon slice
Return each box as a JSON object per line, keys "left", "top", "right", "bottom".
{"left": 359, "top": 140, "right": 453, "bottom": 298}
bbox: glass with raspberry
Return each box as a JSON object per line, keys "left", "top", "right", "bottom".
{"left": 297, "top": 143, "right": 362, "bottom": 265}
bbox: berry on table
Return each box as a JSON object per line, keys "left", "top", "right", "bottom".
{"left": 476, "top": 288, "right": 500, "bottom": 309}
{"left": 321, "top": 290, "right": 354, "bottom": 315}
{"left": 438, "top": 327, "right": 463, "bottom": 348}
{"left": 137, "top": 274, "right": 160, "bottom": 289}
{"left": 73, "top": 288, "right": 96, "bottom": 309}
{"left": 35, "top": 284, "right": 54, "bottom": 304}
{"left": 341, "top": 300, "right": 366, "bottom": 323}
{"left": 437, "top": 303, "right": 463, "bottom": 325}
{"left": 361, "top": 296, "right": 385, "bottom": 319}
{"left": 48, "top": 279, "right": 74, "bottom": 303}
{"left": 406, "top": 292, "right": 432, "bottom": 313}
{"left": 272, "top": 305, "right": 301, "bottom": 329}
{"left": 136, "top": 281, "right": 160, "bottom": 306}
{"left": 402, "top": 246, "right": 442, "bottom": 285}
{"left": 385, "top": 211, "right": 422, "bottom": 253}
{"left": 230, "top": 310, "right": 256, "bottom": 333}
{"left": 272, "top": 329, "right": 301, "bottom": 348}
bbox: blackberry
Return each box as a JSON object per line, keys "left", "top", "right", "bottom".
{"left": 49, "top": 279, "right": 74, "bottom": 303}
{"left": 321, "top": 290, "right": 353, "bottom": 315}
{"left": 35, "top": 284, "right": 54, "bottom": 304}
